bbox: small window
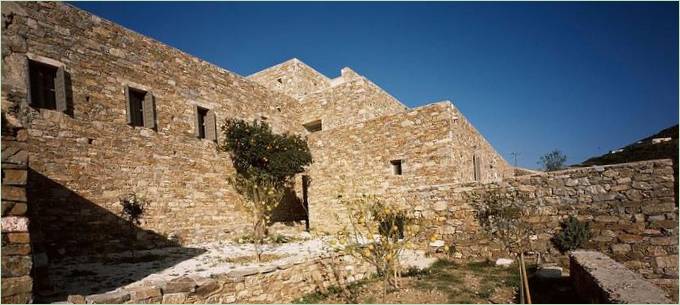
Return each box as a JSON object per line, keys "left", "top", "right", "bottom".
{"left": 127, "top": 87, "right": 146, "bottom": 127}
{"left": 303, "top": 120, "right": 322, "bottom": 132}
{"left": 28, "top": 60, "right": 58, "bottom": 110}
{"left": 277, "top": 78, "right": 283, "bottom": 84}
{"left": 196, "top": 106, "right": 209, "bottom": 139}
{"left": 473, "top": 154, "right": 481, "bottom": 181}
{"left": 125, "top": 85, "right": 156, "bottom": 129}
{"left": 391, "top": 160, "right": 403, "bottom": 175}
{"left": 194, "top": 105, "right": 216, "bottom": 141}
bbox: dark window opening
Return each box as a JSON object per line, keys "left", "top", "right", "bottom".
{"left": 29, "top": 60, "right": 58, "bottom": 110}
{"left": 277, "top": 78, "right": 283, "bottom": 84}
{"left": 391, "top": 160, "right": 403, "bottom": 175}
{"left": 128, "top": 88, "right": 146, "bottom": 127}
{"left": 196, "top": 106, "right": 208, "bottom": 139}
{"left": 303, "top": 120, "right": 322, "bottom": 132}
{"left": 473, "top": 154, "right": 481, "bottom": 181}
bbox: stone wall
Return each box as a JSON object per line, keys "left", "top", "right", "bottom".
{"left": 1, "top": 1, "right": 308, "bottom": 259}
{"left": 570, "top": 251, "right": 672, "bottom": 303}
{"left": 68, "top": 253, "right": 373, "bottom": 304}
{"left": 1, "top": 124, "right": 33, "bottom": 303}
{"left": 444, "top": 159, "right": 678, "bottom": 298}
{"left": 296, "top": 70, "right": 407, "bottom": 132}
{"left": 248, "top": 58, "right": 331, "bottom": 101}
{"left": 306, "top": 101, "right": 510, "bottom": 233}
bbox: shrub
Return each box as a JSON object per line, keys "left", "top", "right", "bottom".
{"left": 539, "top": 150, "right": 567, "bottom": 171}
{"left": 219, "top": 118, "right": 312, "bottom": 185}
{"left": 473, "top": 191, "right": 532, "bottom": 255}
{"left": 554, "top": 216, "right": 591, "bottom": 252}
{"left": 334, "top": 194, "right": 431, "bottom": 295}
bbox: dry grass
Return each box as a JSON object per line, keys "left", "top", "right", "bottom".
{"left": 295, "top": 259, "right": 520, "bottom": 304}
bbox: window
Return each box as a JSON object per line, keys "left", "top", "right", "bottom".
{"left": 196, "top": 106, "right": 208, "bottom": 139}
{"left": 391, "top": 160, "right": 403, "bottom": 175}
{"left": 303, "top": 120, "right": 322, "bottom": 132}
{"left": 28, "top": 60, "right": 57, "bottom": 109}
{"left": 27, "top": 59, "right": 69, "bottom": 112}
{"left": 473, "top": 154, "right": 481, "bottom": 181}
{"left": 193, "top": 105, "right": 216, "bottom": 141}
{"left": 125, "top": 86, "right": 156, "bottom": 129}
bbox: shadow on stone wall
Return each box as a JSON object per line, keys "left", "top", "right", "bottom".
{"left": 27, "top": 169, "right": 205, "bottom": 301}
{"left": 270, "top": 187, "right": 307, "bottom": 223}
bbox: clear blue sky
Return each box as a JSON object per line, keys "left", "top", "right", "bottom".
{"left": 71, "top": 1, "right": 678, "bottom": 169}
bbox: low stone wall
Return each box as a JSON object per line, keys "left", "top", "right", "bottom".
{"left": 1, "top": 127, "right": 33, "bottom": 303}
{"left": 66, "top": 253, "right": 373, "bottom": 304}
{"left": 452, "top": 159, "right": 678, "bottom": 298}
{"left": 570, "top": 251, "right": 672, "bottom": 304}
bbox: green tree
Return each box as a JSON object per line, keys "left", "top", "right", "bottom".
{"left": 539, "top": 150, "right": 567, "bottom": 171}
{"left": 218, "top": 119, "right": 312, "bottom": 260}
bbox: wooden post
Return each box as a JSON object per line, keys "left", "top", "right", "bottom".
{"left": 521, "top": 253, "right": 532, "bottom": 304}
{"left": 519, "top": 256, "right": 525, "bottom": 304}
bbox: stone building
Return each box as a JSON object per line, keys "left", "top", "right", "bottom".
{"left": 1, "top": 0, "right": 510, "bottom": 254}
{"left": 3, "top": 2, "right": 676, "bottom": 303}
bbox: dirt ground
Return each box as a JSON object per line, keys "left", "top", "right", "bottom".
{"left": 296, "top": 260, "right": 520, "bottom": 304}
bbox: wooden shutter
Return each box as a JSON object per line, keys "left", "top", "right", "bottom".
{"left": 193, "top": 105, "right": 201, "bottom": 137}
{"left": 55, "top": 66, "right": 67, "bottom": 112}
{"left": 206, "top": 110, "right": 217, "bottom": 141}
{"left": 143, "top": 91, "right": 156, "bottom": 129}
{"left": 124, "top": 85, "right": 132, "bottom": 124}
{"left": 25, "top": 57, "right": 33, "bottom": 106}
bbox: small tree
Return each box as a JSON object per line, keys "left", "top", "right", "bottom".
{"left": 474, "top": 191, "right": 532, "bottom": 256}
{"left": 333, "top": 194, "right": 430, "bottom": 297}
{"left": 219, "top": 119, "right": 312, "bottom": 261}
{"left": 539, "top": 150, "right": 567, "bottom": 171}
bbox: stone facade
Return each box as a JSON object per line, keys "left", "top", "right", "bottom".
{"left": 1, "top": 125, "right": 33, "bottom": 304}
{"left": 1, "top": 2, "right": 307, "bottom": 259}
{"left": 306, "top": 102, "right": 512, "bottom": 232}
{"left": 1, "top": 0, "right": 510, "bottom": 254}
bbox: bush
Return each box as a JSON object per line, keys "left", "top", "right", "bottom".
{"left": 539, "top": 150, "right": 567, "bottom": 171}
{"left": 219, "top": 119, "right": 312, "bottom": 184}
{"left": 554, "top": 216, "right": 591, "bottom": 252}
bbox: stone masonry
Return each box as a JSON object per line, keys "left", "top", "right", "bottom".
{"left": 1, "top": 124, "right": 32, "bottom": 303}
{"left": 1, "top": 2, "right": 677, "bottom": 303}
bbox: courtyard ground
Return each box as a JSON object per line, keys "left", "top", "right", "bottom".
{"left": 295, "top": 259, "right": 586, "bottom": 304}
{"left": 42, "top": 236, "right": 437, "bottom": 302}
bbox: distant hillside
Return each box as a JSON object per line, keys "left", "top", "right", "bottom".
{"left": 579, "top": 124, "right": 678, "bottom": 167}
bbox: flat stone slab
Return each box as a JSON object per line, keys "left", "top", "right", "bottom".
{"left": 84, "top": 290, "right": 130, "bottom": 304}
{"left": 570, "top": 251, "right": 672, "bottom": 304}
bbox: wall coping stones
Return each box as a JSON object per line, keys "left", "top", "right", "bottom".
{"left": 570, "top": 251, "right": 673, "bottom": 304}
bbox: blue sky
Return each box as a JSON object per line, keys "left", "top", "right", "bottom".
{"left": 71, "top": 1, "right": 678, "bottom": 169}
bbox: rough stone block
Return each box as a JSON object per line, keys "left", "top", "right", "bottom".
{"left": 162, "top": 292, "right": 187, "bottom": 304}
{"left": 6, "top": 232, "right": 30, "bottom": 244}
{"left": 1, "top": 243, "right": 31, "bottom": 255}
{"left": 1, "top": 216, "right": 29, "bottom": 232}
{"left": 611, "top": 243, "right": 632, "bottom": 255}
{"left": 655, "top": 255, "right": 678, "bottom": 269}
{"left": 128, "top": 286, "right": 161, "bottom": 302}
{"left": 85, "top": 290, "right": 130, "bottom": 304}
{"left": 1, "top": 186, "right": 26, "bottom": 202}
{"left": 1, "top": 255, "right": 32, "bottom": 277}
{"left": 67, "top": 294, "right": 86, "bottom": 304}
{"left": 161, "top": 276, "right": 196, "bottom": 294}
{"left": 2, "top": 169, "right": 27, "bottom": 186}
{"left": 0, "top": 275, "right": 32, "bottom": 297}
{"left": 194, "top": 277, "right": 218, "bottom": 296}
